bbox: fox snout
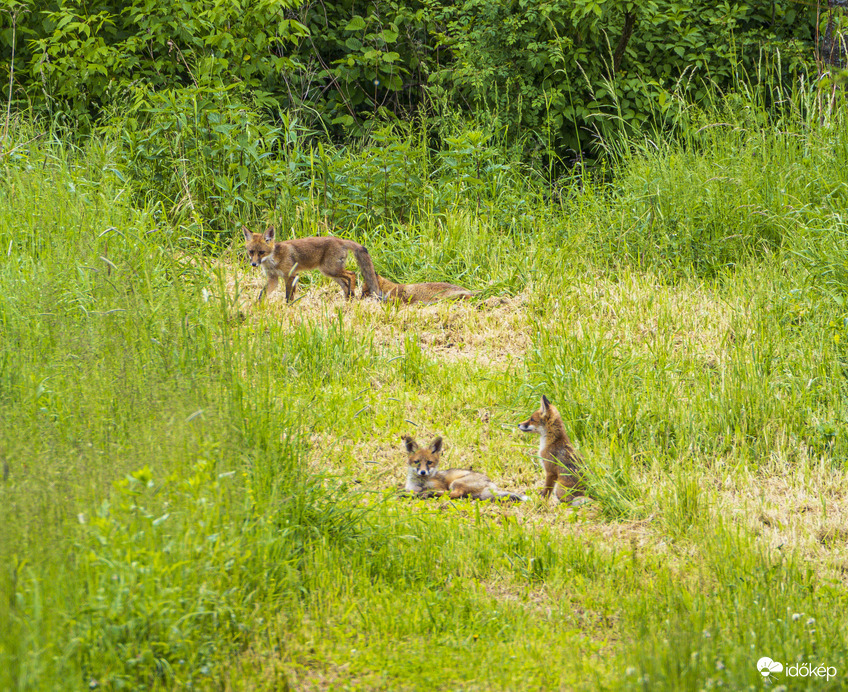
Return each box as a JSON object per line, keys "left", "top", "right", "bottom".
{"left": 518, "top": 422, "right": 535, "bottom": 433}
{"left": 417, "top": 468, "right": 429, "bottom": 477}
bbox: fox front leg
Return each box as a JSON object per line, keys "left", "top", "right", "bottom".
{"left": 540, "top": 470, "right": 558, "bottom": 498}
{"left": 258, "top": 275, "right": 279, "bottom": 303}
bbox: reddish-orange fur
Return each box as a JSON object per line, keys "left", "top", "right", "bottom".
{"left": 242, "top": 226, "right": 382, "bottom": 302}
{"left": 518, "top": 395, "right": 584, "bottom": 501}
{"left": 362, "top": 275, "right": 475, "bottom": 304}
{"left": 402, "top": 435, "right": 526, "bottom": 502}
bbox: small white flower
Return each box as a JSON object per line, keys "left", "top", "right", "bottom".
{"left": 792, "top": 613, "right": 801, "bottom": 621}
{"left": 625, "top": 667, "right": 636, "bottom": 676}
{"left": 806, "top": 617, "right": 815, "bottom": 625}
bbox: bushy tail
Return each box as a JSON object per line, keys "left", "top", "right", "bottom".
{"left": 349, "top": 243, "right": 383, "bottom": 300}
{"left": 493, "top": 488, "right": 528, "bottom": 502}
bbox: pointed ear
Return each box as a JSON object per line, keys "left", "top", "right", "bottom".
{"left": 402, "top": 435, "right": 418, "bottom": 454}
{"left": 241, "top": 226, "right": 252, "bottom": 241}
{"left": 428, "top": 437, "right": 443, "bottom": 454}
{"left": 264, "top": 226, "right": 276, "bottom": 243}
{"left": 541, "top": 395, "right": 551, "bottom": 412}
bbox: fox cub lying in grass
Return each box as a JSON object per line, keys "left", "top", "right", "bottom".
{"left": 242, "top": 226, "right": 383, "bottom": 303}
{"left": 403, "top": 435, "right": 527, "bottom": 501}
{"left": 362, "top": 275, "right": 476, "bottom": 304}
{"left": 518, "top": 395, "right": 585, "bottom": 502}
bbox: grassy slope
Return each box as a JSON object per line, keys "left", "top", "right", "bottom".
{"left": 2, "top": 110, "right": 848, "bottom": 690}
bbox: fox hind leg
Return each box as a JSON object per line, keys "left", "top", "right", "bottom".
{"left": 448, "top": 482, "right": 475, "bottom": 500}
{"left": 284, "top": 275, "right": 298, "bottom": 302}
{"left": 320, "top": 254, "right": 357, "bottom": 299}
{"left": 332, "top": 271, "right": 357, "bottom": 299}
{"left": 555, "top": 476, "right": 583, "bottom": 502}
{"left": 323, "top": 271, "right": 356, "bottom": 299}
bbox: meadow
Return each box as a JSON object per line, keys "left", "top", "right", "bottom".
{"left": 2, "top": 88, "right": 848, "bottom": 690}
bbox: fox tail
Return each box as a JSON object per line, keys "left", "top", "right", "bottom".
{"left": 493, "top": 488, "right": 529, "bottom": 502}
{"left": 347, "top": 242, "right": 384, "bottom": 300}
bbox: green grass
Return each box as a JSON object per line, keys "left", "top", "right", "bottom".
{"left": 3, "top": 94, "right": 848, "bottom": 690}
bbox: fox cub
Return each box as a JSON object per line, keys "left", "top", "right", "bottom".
{"left": 362, "top": 275, "right": 476, "bottom": 304}
{"left": 403, "top": 435, "right": 527, "bottom": 502}
{"left": 518, "top": 396, "right": 585, "bottom": 501}
{"left": 242, "top": 226, "right": 383, "bottom": 302}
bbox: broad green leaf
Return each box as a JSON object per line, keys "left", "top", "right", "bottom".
{"left": 345, "top": 16, "right": 366, "bottom": 31}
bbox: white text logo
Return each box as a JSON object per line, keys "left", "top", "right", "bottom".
{"left": 757, "top": 656, "right": 837, "bottom": 681}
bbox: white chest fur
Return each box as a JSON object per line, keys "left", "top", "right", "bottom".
{"left": 537, "top": 431, "right": 547, "bottom": 471}
{"left": 405, "top": 467, "right": 429, "bottom": 492}
{"left": 260, "top": 255, "right": 279, "bottom": 275}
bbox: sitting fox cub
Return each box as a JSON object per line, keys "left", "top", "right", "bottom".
{"left": 362, "top": 275, "right": 475, "bottom": 304}
{"left": 242, "top": 226, "right": 382, "bottom": 302}
{"left": 403, "top": 435, "right": 527, "bottom": 501}
{"left": 518, "top": 396, "right": 585, "bottom": 501}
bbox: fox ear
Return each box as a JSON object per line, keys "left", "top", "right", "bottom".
{"left": 241, "top": 226, "right": 252, "bottom": 241}
{"left": 429, "top": 437, "right": 443, "bottom": 454}
{"left": 264, "top": 226, "right": 276, "bottom": 243}
{"left": 540, "top": 395, "right": 551, "bottom": 412}
{"left": 402, "top": 435, "right": 419, "bottom": 454}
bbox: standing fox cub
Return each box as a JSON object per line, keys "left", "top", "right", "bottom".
{"left": 242, "top": 226, "right": 382, "bottom": 302}
{"left": 403, "top": 435, "right": 527, "bottom": 501}
{"left": 518, "top": 396, "right": 585, "bottom": 501}
{"left": 362, "top": 276, "right": 476, "bottom": 304}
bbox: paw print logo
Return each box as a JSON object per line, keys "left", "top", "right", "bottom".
{"left": 757, "top": 657, "right": 783, "bottom": 678}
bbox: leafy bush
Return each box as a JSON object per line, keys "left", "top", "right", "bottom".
{"left": 3, "top": 0, "right": 307, "bottom": 126}
{"left": 428, "top": 0, "right": 815, "bottom": 155}
{"left": 1, "top": 0, "right": 819, "bottom": 158}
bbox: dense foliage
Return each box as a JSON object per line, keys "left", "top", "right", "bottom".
{"left": 1, "top": 0, "right": 818, "bottom": 153}
{"left": 430, "top": 0, "right": 815, "bottom": 155}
